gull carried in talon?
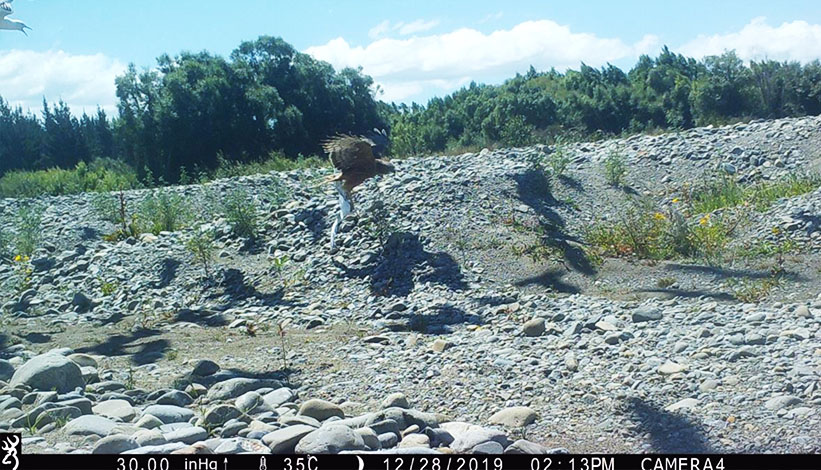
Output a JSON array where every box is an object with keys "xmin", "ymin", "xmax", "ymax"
[
  {"xmin": 0, "ymin": 0, "xmax": 30, "ymax": 35},
  {"xmin": 320, "ymin": 129, "xmax": 394, "ymax": 251}
]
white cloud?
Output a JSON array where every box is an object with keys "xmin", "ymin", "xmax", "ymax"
[
  {"xmin": 307, "ymin": 19, "xmax": 653, "ymax": 102},
  {"xmin": 368, "ymin": 18, "xmax": 440, "ymax": 39},
  {"xmin": 398, "ymin": 19, "xmax": 440, "ymax": 36},
  {"xmin": 679, "ymin": 17, "xmax": 821, "ymax": 62},
  {"xmin": 0, "ymin": 49, "xmax": 126, "ymax": 116},
  {"xmin": 478, "ymin": 12, "xmax": 504, "ymax": 24},
  {"xmin": 368, "ymin": 20, "xmax": 391, "ymax": 39}
]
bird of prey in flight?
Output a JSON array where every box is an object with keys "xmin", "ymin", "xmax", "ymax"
[
  {"xmin": 1, "ymin": 1, "xmax": 30, "ymax": 35},
  {"xmin": 321, "ymin": 129, "xmax": 394, "ymax": 250}
]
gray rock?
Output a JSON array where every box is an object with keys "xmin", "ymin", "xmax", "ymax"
[
  {"xmin": 298, "ymin": 399, "xmax": 344, "ymax": 421},
  {"xmin": 522, "ymin": 318, "xmax": 546, "ymax": 337},
  {"xmin": 504, "ymin": 439, "xmax": 555, "ymax": 454},
  {"xmin": 92, "ymin": 434, "xmax": 139, "ymax": 454},
  {"xmin": 764, "ymin": 395, "xmax": 801, "ymax": 411},
  {"xmin": 471, "ymin": 441, "xmax": 504, "ymax": 454},
  {"xmin": 142, "ymin": 405, "xmax": 195, "ymax": 424},
  {"xmin": 235, "ymin": 391, "xmax": 269, "ymax": 414},
  {"xmin": 10, "ymin": 353, "xmax": 84, "ymax": 393},
  {"xmin": 295, "ymin": 424, "xmax": 368, "ymax": 454},
  {"xmin": 0, "ymin": 360, "xmax": 14, "ymax": 382},
  {"xmin": 65, "ymin": 415, "xmax": 118, "ymax": 436},
  {"xmin": 263, "ymin": 388, "xmax": 295, "ymax": 408},
  {"xmin": 164, "ymin": 426, "xmax": 208, "ymax": 445},
  {"xmin": 206, "ymin": 378, "xmax": 281, "ymax": 401},
  {"xmin": 122, "ymin": 442, "xmax": 188, "ymax": 454},
  {"xmin": 133, "ymin": 429, "xmax": 167, "ymax": 447},
  {"xmin": 488, "ymin": 406, "xmax": 537, "ymax": 427},
  {"xmin": 381, "ymin": 393, "xmax": 409, "ymax": 409},
  {"xmin": 443, "ymin": 423, "xmax": 509, "ymax": 453},
  {"xmin": 92, "ymin": 399, "xmax": 136, "ymax": 422},
  {"xmin": 157, "ymin": 390, "xmax": 194, "ymax": 407},
  {"xmin": 378, "ymin": 432, "xmax": 399, "ymax": 448},
  {"xmin": 632, "ymin": 306, "xmax": 663, "ymax": 322},
  {"xmin": 201, "ymin": 404, "xmax": 242, "ymax": 427},
  {"xmin": 263, "ymin": 424, "xmax": 315, "ymax": 453},
  {"xmin": 192, "ymin": 360, "xmax": 220, "ymax": 377}
]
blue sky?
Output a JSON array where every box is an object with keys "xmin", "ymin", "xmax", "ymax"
[{"xmin": 1, "ymin": 0, "xmax": 820, "ymax": 115}]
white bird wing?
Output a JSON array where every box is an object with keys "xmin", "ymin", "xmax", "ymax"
[{"xmin": 0, "ymin": 2, "xmax": 12, "ymax": 20}]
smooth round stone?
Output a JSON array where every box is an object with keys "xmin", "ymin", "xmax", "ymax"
[
  {"xmin": 263, "ymin": 424, "xmax": 316, "ymax": 453},
  {"xmin": 263, "ymin": 388, "xmax": 294, "ymax": 408},
  {"xmin": 294, "ymin": 425, "xmax": 368, "ymax": 454},
  {"xmin": 92, "ymin": 434, "xmax": 139, "ymax": 454},
  {"xmin": 192, "ymin": 360, "xmax": 220, "ymax": 377},
  {"xmin": 298, "ymin": 399, "xmax": 344, "ymax": 421},
  {"xmin": 163, "ymin": 426, "xmax": 208, "ymax": 445},
  {"xmin": 65, "ymin": 415, "xmax": 118, "ymax": 436},
  {"xmin": 93, "ymin": 399, "xmax": 136, "ymax": 422},
  {"xmin": 381, "ymin": 393, "xmax": 409, "ymax": 409},
  {"xmin": 399, "ymin": 433, "xmax": 430, "ymax": 448},
  {"xmin": 142, "ymin": 405, "xmax": 195, "ymax": 424},
  {"xmin": 157, "ymin": 390, "xmax": 194, "ymax": 407},
  {"xmin": 202, "ymin": 404, "xmax": 242, "ymax": 427},
  {"xmin": 10, "ymin": 354, "xmax": 84, "ymax": 393},
  {"xmin": 136, "ymin": 414, "xmax": 164, "ymax": 429},
  {"xmin": 522, "ymin": 318, "xmax": 546, "ymax": 337},
  {"xmin": 488, "ymin": 406, "xmax": 537, "ymax": 427}
]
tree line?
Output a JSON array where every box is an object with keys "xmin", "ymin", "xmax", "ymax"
[{"xmin": 2, "ymin": 38, "xmax": 821, "ymax": 185}]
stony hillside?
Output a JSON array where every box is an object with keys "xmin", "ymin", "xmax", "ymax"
[{"xmin": 0, "ymin": 116, "xmax": 819, "ymax": 454}]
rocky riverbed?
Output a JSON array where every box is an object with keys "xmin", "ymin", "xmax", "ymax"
[{"xmin": 1, "ymin": 116, "xmax": 819, "ymax": 454}]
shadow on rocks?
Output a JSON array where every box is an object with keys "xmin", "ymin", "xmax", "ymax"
[
  {"xmin": 340, "ymin": 232, "xmax": 467, "ymax": 297},
  {"xmin": 622, "ymin": 397, "xmax": 715, "ymax": 453},
  {"xmin": 76, "ymin": 328, "xmax": 170, "ymax": 366}
]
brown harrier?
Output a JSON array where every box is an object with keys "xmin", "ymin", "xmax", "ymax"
[{"xmin": 321, "ymin": 129, "xmax": 394, "ymax": 249}]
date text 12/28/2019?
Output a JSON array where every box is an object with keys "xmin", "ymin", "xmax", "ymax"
[{"xmin": 383, "ymin": 457, "xmax": 620, "ymax": 470}]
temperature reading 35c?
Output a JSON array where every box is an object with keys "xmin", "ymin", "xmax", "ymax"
[{"xmin": 283, "ymin": 456, "xmax": 319, "ymax": 470}]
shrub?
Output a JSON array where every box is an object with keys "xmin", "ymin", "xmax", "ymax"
[
  {"xmin": 0, "ymin": 224, "xmax": 11, "ymax": 262},
  {"xmin": 602, "ymin": 151, "xmax": 627, "ymax": 187},
  {"xmin": 263, "ymin": 178, "xmax": 293, "ymax": 211},
  {"xmin": 14, "ymin": 203, "xmax": 43, "ymax": 256},
  {"xmin": 690, "ymin": 173, "xmax": 744, "ymax": 214},
  {"xmin": 548, "ymin": 145, "xmax": 571, "ymax": 179},
  {"xmin": 101, "ymin": 191, "xmax": 142, "ymax": 242},
  {"xmin": 139, "ymin": 190, "xmax": 189, "ymax": 234},
  {"xmin": 0, "ymin": 159, "xmax": 140, "ymax": 198},
  {"xmin": 185, "ymin": 228, "xmax": 217, "ymax": 279},
  {"xmin": 365, "ymin": 200, "xmax": 398, "ymax": 251},
  {"xmin": 222, "ymin": 189, "xmax": 259, "ymax": 240}
]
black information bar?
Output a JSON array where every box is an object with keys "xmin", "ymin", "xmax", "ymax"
[{"xmin": 15, "ymin": 454, "xmax": 820, "ymax": 470}]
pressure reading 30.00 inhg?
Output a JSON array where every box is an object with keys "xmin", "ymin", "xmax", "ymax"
[
  {"xmin": 531, "ymin": 457, "xmax": 616, "ymax": 470},
  {"xmin": 116, "ymin": 457, "xmax": 170, "ymax": 470},
  {"xmin": 383, "ymin": 457, "xmax": 504, "ymax": 470}
]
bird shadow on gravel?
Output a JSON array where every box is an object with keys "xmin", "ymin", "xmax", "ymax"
[
  {"xmin": 405, "ymin": 304, "xmax": 482, "ymax": 334},
  {"xmin": 339, "ymin": 232, "xmax": 467, "ymax": 297},
  {"xmin": 622, "ymin": 397, "xmax": 715, "ymax": 453},
  {"xmin": 514, "ymin": 267, "xmax": 581, "ymax": 294},
  {"xmin": 212, "ymin": 268, "xmax": 300, "ymax": 308},
  {"xmin": 154, "ymin": 258, "xmax": 181, "ymax": 289},
  {"xmin": 76, "ymin": 328, "xmax": 170, "ymax": 366}
]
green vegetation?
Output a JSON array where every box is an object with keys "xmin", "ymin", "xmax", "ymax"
[
  {"xmin": 0, "ymin": 224, "xmax": 10, "ymax": 261},
  {"xmin": 586, "ymin": 198, "xmax": 735, "ymax": 265},
  {"xmin": 0, "ymin": 159, "xmax": 140, "ymax": 198},
  {"xmin": 728, "ymin": 276, "xmax": 781, "ymax": 303},
  {"xmin": 547, "ymin": 144, "xmax": 571, "ymax": 179},
  {"xmin": 690, "ymin": 172, "xmax": 821, "ymax": 213},
  {"xmin": 3, "ymin": 40, "xmax": 821, "ymax": 196},
  {"xmin": 99, "ymin": 191, "xmax": 142, "ymax": 242},
  {"xmin": 139, "ymin": 190, "xmax": 190, "ymax": 234},
  {"xmin": 602, "ymin": 151, "xmax": 628, "ymax": 187},
  {"xmin": 14, "ymin": 203, "xmax": 43, "ymax": 256},
  {"xmin": 222, "ymin": 189, "xmax": 260, "ymax": 240},
  {"xmin": 185, "ymin": 228, "xmax": 217, "ymax": 280}
]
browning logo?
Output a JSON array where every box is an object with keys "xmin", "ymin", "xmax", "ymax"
[{"xmin": 0, "ymin": 433, "xmax": 20, "ymax": 470}]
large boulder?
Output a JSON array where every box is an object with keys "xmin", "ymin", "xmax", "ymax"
[
  {"xmin": 10, "ymin": 354, "xmax": 84, "ymax": 393},
  {"xmin": 295, "ymin": 425, "xmax": 368, "ymax": 454}
]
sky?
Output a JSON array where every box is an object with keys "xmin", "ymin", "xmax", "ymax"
[{"xmin": 1, "ymin": 0, "xmax": 820, "ymax": 116}]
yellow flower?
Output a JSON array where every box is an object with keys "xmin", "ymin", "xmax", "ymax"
[
  {"xmin": 14, "ymin": 254, "xmax": 21, "ymax": 262},
  {"xmin": 654, "ymin": 212, "xmax": 667, "ymax": 220},
  {"xmin": 672, "ymin": 198, "xmax": 680, "ymax": 203},
  {"xmin": 772, "ymin": 226, "xmax": 781, "ymax": 234},
  {"xmin": 699, "ymin": 214, "xmax": 710, "ymax": 226}
]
